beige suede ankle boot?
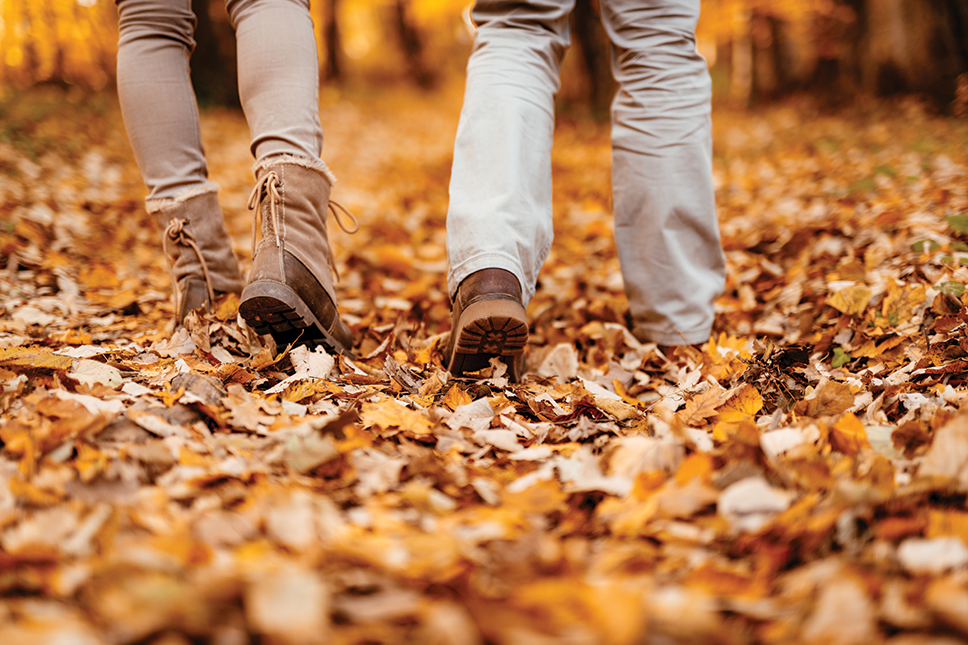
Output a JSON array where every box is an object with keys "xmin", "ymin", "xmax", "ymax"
[
  {"xmin": 148, "ymin": 188, "xmax": 244, "ymax": 325},
  {"xmin": 239, "ymin": 157, "xmax": 355, "ymax": 356}
]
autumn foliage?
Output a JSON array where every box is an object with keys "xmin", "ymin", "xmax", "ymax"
[{"xmin": 1, "ymin": 46, "xmax": 968, "ymax": 645}]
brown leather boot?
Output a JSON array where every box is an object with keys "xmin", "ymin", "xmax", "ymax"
[
  {"xmin": 148, "ymin": 188, "xmax": 244, "ymax": 325},
  {"xmin": 239, "ymin": 156, "xmax": 355, "ymax": 356},
  {"xmin": 446, "ymin": 268, "xmax": 528, "ymax": 380}
]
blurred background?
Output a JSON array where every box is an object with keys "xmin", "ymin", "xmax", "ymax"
[{"xmin": 0, "ymin": 0, "xmax": 966, "ymax": 116}]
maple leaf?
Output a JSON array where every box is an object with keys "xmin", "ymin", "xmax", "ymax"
[
  {"xmin": 675, "ymin": 384, "xmax": 729, "ymax": 427},
  {"xmin": 716, "ymin": 384, "xmax": 763, "ymax": 423}
]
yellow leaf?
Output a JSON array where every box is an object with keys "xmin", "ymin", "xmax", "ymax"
[
  {"xmin": 927, "ymin": 510, "xmax": 968, "ymax": 541},
  {"xmin": 281, "ymin": 380, "xmax": 316, "ymax": 403},
  {"xmin": 0, "ymin": 346, "xmax": 73, "ymax": 371},
  {"xmin": 613, "ymin": 379, "xmax": 644, "ymax": 407},
  {"xmin": 9, "ymin": 477, "xmax": 62, "ymax": 506},
  {"xmin": 179, "ymin": 446, "xmax": 216, "ymax": 468},
  {"xmin": 500, "ymin": 479, "xmax": 567, "ymax": 514},
  {"xmin": 830, "ymin": 413, "xmax": 870, "ymax": 456},
  {"xmin": 74, "ymin": 443, "xmax": 108, "ymax": 483},
  {"xmin": 212, "ymin": 292, "xmax": 241, "ymax": 321},
  {"xmin": 598, "ymin": 496, "xmax": 658, "ymax": 537},
  {"xmin": 360, "ymin": 396, "xmax": 434, "ymax": 437},
  {"xmin": 442, "ymin": 385, "xmax": 472, "ymax": 411},
  {"xmin": 881, "ymin": 282, "xmax": 926, "ymax": 327},
  {"xmin": 852, "ymin": 335, "xmax": 905, "ymax": 359},
  {"xmin": 702, "ymin": 333, "xmax": 751, "ymax": 381},
  {"xmin": 510, "ymin": 578, "xmax": 646, "ymax": 644},
  {"xmin": 827, "ymin": 284, "xmax": 872, "ymax": 316},
  {"xmin": 716, "ymin": 384, "xmax": 763, "ymax": 423},
  {"xmin": 79, "ymin": 264, "xmax": 119, "ymax": 289}
]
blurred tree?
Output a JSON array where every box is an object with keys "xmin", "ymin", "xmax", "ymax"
[
  {"xmin": 391, "ymin": 0, "xmax": 434, "ymax": 89},
  {"xmin": 571, "ymin": 0, "xmax": 615, "ymax": 120},
  {"xmin": 0, "ymin": 0, "xmax": 116, "ymax": 90},
  {"xmin": 322, "ymin": 0, "xmax": 343, "ymax": 82},
  {"xmin": 190, "ymin": 0, "xmax": 240, "ymax": 108},
  {"xmin": 702, "ymin": 0, "xmax": 968, "ymax": 110}
]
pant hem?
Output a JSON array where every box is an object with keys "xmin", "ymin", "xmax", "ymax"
[
  {"xmin": 146, "ymin": 183, "xmax": 220, "ymax": 214},
  {"xmin": 632, "ymin": 324, "xmax": 712, "ymax": 346},
  {"xmin": 253, "ymin": 154, "xmax": 337, "ymax": 187}
]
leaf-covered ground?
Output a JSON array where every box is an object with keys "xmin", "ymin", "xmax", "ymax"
[{"xmin": 1, "ymin": 85, "xmax": 968, "ymax": 644}]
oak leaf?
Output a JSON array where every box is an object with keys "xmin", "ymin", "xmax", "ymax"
[{"xmin": 675, "ymin": 385, "xmax": 728, "ymax": 427}]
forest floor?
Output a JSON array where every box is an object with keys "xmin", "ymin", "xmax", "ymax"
[{"xmin": 1, "ymin": 82, "xmax": 968, "ymax": 644}]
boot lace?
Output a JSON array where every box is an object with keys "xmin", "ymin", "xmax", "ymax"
[
  {"xmin": 247, "ymin": 170, "xmax": 359, "ymax": 280},
  {"xmin": 163, "ymin": 218, "xmax": 216, "ymax": 317}
]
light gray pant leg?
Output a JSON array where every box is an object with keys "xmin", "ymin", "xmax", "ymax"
[
  {"xmin": 226, "ymin": 0, "xmax": 323, "ymax": 164},
  {"xmin": 602, "ymin": 0, "xmax": 725, "ymax": 345},
  {"xmin": 116, "ymin": 0, "xmax": 215, "ymax": 200},
  {"xmin": 446, "ymin": 0, "xmax": 573, "ymax": 304},
  {"xmin": 117, "ymin": 0, "xmax": 324, "ymax": 202}
]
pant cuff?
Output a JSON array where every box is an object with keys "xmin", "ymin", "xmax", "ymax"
[{"xmin": 145, "ymin": 182, "xmax": 219, "ymax": 214}]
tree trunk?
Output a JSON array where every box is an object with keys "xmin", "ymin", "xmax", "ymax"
[
  {"xmin": 189, "ymin": 0, "xmax": 239, "ymax": 108},
  {"xmin": 859, "ymin": 0, "xmax": 967, "ymax": 104},
  {"xmin": 571, "ymin": 0, "xmax": 614, "ymax": 120},
  {"xmin": 393, "ymin": 0, "xmax": 434, "ymax": 89},
  {"xmin": 323, "ymin": 0, "xmax": 342, "ymax": 82},
  {"xmin": 730, "ymin": 5, "xmax": 753, "ymax": 106}
]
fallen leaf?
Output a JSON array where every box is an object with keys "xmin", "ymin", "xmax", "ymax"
[
  {"xmin": 245, "ymin": 568, "xmax": 331, "ymax": 644},
  {"xmin": 718, "ymin": 477, "xmax": 795, "ymax": 532}
]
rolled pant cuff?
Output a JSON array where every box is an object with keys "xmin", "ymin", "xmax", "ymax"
[
  {"xmin": 145, "ymin": 182, "xmax": 220, "ymax": 214},
  {"xmin": 252, "ymin": 154, "xmax": 337, "ymax": 187}
]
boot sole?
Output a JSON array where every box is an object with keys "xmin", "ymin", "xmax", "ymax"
[
  {"xmin": 239, "ymin": 280, "xmax": 353, "ymax": 357},
  {"xmin": 448, "ymin": 298, "xmax": 528, "ymax": 379}
]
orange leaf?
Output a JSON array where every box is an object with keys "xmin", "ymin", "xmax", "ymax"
[
  {"xmin": 800, "ymin": 379, "xmax": 855, "ymax": 418},
  {"xmin": 9, "ymin": 477, "xmax": 62, "ymax": 506},
  {"xmin": 500, "ymin": 479, "xmax": 567, "ymax": 515},
  {"xmin": 675, "ymin": 453, "xmax": 715, "ymax": 486},
  {"xmin": 830, "ymin": 413, "xmax": 870, "ymax": 456},
  {"xmin": 927, "ymin": 510, "xmax": 968, "ymax": 541},
  {"xmin": 675, "ymin": 385, "xmax": 728, "ymax": 427},
  {"xmin": 442, "ymin": 385, "xmax": 472, "ymax": 411},
  {"xmin": 716, "ymin": 384, "xmax": 763, "ymax": 423}
]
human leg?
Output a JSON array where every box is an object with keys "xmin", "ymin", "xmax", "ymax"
[
  {"xmin": 226, "ymin": 0, "xmax": 323, "ymax": 163},
  {"xmin": 227, "ymin": 0, "xmax": 353, "ymax": 354},
  {"xmin": 116, "ymin": 0, "xmax": 242, "ymax": 322},
  {"xmin": 445, "ymin": 0, "xmax": 574, "ymax": 377},
  {"xmin": 601, "ymin": 0, "xmax": 726, "ymax": 346}
]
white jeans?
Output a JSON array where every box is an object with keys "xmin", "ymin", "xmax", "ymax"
[
  {"xmin": 116, "ymin": 0, "xmax": 323, "ymax": 201},
  {"xmin": 447, "ymin": 0, "xmax": 726, "ymax": 345}
]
